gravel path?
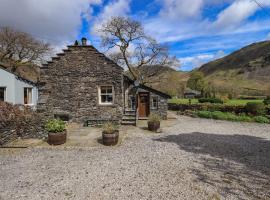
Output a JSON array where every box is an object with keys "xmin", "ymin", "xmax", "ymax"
[{"xmin": 0, "ymin": 116, "xmax": 270, "ymax": 200}]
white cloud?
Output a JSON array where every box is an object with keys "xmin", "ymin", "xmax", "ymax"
[
  {"xmin": 144, "ymin": 0, "xmax": 270, "ymax": 43},
  {"xmin": 91, "ymin": 0, "xmax": 131, "ymax": 35},
  {"xmin": 0, "ymin": 0, "xmax": 102, "ymax": 45},
  {"xmin": 213, "ymin": 0, "xmax": 258, "ymax": 30},
  {"xmin": 180, "ymin": 50, "xmax": 226, "ymax": 70},
  {"xmin": 159, "ymin": 0, "xmax": 204, "ymax": 20}
]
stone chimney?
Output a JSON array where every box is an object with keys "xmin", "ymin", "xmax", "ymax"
[{"xmin": 81, "ymin": 37, "xmax": 87, "ymax": 46}]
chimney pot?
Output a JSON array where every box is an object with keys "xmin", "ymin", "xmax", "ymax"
[{"xmin": 81, "ymin": 37, "xmax": 87, "ymax": 46}]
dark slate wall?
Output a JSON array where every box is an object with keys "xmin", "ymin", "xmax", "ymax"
[{"xmin": 38, "ymin": 45, "xmax": 124, "ymax": 123}]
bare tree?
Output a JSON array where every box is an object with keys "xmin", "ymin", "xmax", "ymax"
[
  {"xmin": 99, "ymin": 16, "xmax": 179, "ymax": 82},
  {"xmin": 0, "ymin": 27, "xmax": 50, "ymax": 71}
]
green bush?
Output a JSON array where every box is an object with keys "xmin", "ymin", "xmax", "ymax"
[
  {"xmin": 211, "ymin": 111, "xmax": 227, "ymax": 120},
  {"xmin": 237, "ymin": 113, "xmax": 253, "ymax": 122},
  {"xmin": 196, "ymin": 111, "xmax": 253, "ymax": 122},
  {"xmin": 198, "ymin": 98, "xmax": 223, "ymax": 104},
  {"xmin": 245, "ymin": 102, "xmax": 266, "ymax": 115},
  {"xmin": 197, "ymin": 111, "xmax": 212, "ymax": 118},
  {"xmin": 45, "ymin": 119, "xmax": 65, "ymax": 133},
  {"xmin": 263, "ymin": 96, "xmax": 270, "ymax": 105},
  {"xmin": 253, "ymin": 116, "xmax": 270, "ymax": 123}
]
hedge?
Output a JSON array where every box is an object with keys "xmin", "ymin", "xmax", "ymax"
[
  {"xmin": 0, "ymin": 102, "xmax": 44, "ymax": 145},
  {"xmin": 168, "ymin": 103, "xmax": 270, "ymax": 115}
]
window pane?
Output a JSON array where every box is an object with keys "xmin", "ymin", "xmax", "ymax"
[
  {"xmin": 107, "ymin": 88, "xmax": 112, "ymax": 94},
  {"xmin": 152, "ymin": 97, "xmax": 158, "ymax": 108},
  {"xmin": 101, "ymin": 95, "xmax": 107, "ymax": 103},
  {"xmin": 107, "ymin": 95, "xmax": 113, "ymax": 102},
  {"xmin": 24, "ymin": 88, "xmax": 32, "ymax": 104},
  {"xmin": 101, "ymin": 87, "xmax": 107, "ymax": 94},
  {"xmin": 24, "ymin": 88, "xmax": 28, "ymax": 104},
  {"xmin": 28, "ymin": 88, "xmax": 32, "ymax": 104},
  {"xmin": 0, "ymin": 88, "xmax": 5, "ymax": 101}
]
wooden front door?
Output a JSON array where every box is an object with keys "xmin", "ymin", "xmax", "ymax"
[{"xmin": 138, "ymin": 92, "xmax": 150, "ymax": 118}]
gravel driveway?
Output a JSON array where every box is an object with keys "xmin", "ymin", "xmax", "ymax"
[{"xmin": 1, "ymin": 115, "xmax": 270, "ymax": 200}]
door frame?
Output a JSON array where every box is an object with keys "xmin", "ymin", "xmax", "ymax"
[{"xmin": 137, "ymin": 92, "xmax": 150, "ymax": 118}]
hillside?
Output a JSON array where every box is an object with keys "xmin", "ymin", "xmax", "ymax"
[
  {"xmin": 128, "ymin": 65, "xmax": 190, "ymax": 97},
  {"xmin": 198, "ymin": 41, "xmax": 270, "ymax": 95},
  {"xmin": 0, "ymin": 61, "xmax": 40, "ymax": 82}
]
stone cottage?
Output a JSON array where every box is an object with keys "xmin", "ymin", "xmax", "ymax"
[{"xmin": 38, "ymin": 38, "xmax": 171, "ymax": 126}]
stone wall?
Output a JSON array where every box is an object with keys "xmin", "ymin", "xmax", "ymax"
[
  {"xmin": 0, "ymin": 102, "xmax": 44, "ymax": 146},
  {"xmin": 150, "ymin": 94, "xmax": 168, "ymax": 120},
  {"xmin": 38, "ymin": 45, "xmax": 124, "ymax": 124}
]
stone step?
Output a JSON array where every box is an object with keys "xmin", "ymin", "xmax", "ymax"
[
  {"xmin": 121, "ymin": 121, "xmax": 136, "ymax": 126},
  {"xmin": 125, "ymin": 110, "xmax": 136, "ymax": 114},
  {"xmin": 122, "ymin": 116, "xmax": 136, "ymax": 121}
]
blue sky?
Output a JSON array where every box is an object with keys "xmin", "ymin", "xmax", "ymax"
[
  {"xmin": 79, "ymin": 0, "xmax": 270, "ymax": 71},
  {"xmin": 0, "ymin": 0, "xmax": 270, "ymax": 71}
]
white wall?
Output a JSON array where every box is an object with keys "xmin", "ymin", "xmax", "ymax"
[
  {"xmin": 0, "ymin": 68, "xmax": 38, "ymax": 107},
  {"xmin": 0, "ymin": 69, "xmax": 15, "ymax": 103}
]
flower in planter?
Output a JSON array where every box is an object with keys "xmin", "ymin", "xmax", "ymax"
[
  {"xmin": 102, "ymin": 122, "xmax": 118, "ymax": 134},
  {"xmin": 45, "ymin": 119, "xmax": 67, "ymax": 145},
  {"xmin": 148, "ymin": 113, "xmax": 161, "ymax": 132},
  {"xmin": 45, "ymin": 119, "xmax": 65, "ymax": 133},
  {"xmin": 102, "ymin": 122, "xmax": 119, "ymax": 146}
]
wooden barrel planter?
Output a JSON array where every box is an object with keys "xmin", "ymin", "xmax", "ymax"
[
  {"xmin": 102, "ymin": 130, "xmax": 119, "ymax": 146},
  {"xmin": 47, "ymin": 130, "xmax": 67, "ymax": 145},
  {"xmin": 148, "ymin": 121, "xmax": 160, "ymax": 132}
]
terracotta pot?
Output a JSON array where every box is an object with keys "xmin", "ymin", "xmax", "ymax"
[
  {"xmin": 148, "ymin": 121, "xmax": 160, "ymax": 132},
  {"xmin": 48, "ymin": 130, "xmax": 67, "ymax": 145},
  {"xmin": 102, "ymin": 130, "xmax": 119, "ymax": 146}
]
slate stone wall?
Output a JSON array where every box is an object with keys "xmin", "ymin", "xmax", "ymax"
[
  {"xmin": 37, "ymin": 45, "xmax": 124, "ymax": 124},
  {"xmin": 0, "ymin": 102, "xmax": 44, "ymax": 146},
  {"xmin": 150, "ymin": 95, "xmax": 168, "ymax": 120}
]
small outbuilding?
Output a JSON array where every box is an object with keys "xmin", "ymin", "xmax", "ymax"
[{"xmin": 0, "ymin": 66, "xmax": 38, "ymax": 108}]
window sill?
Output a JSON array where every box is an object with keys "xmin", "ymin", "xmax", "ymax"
[{"xmin": 98, "ymin": 103, "xmax": 115, "ymax": 107}]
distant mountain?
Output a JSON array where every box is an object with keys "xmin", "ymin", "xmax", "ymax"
[{"xmin": 198, "ymin": 41, "xmax": 270, "ymax": 95}]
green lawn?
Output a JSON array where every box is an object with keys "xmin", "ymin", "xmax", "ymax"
[{"xmin": 169, "ymin": 98, "xmax": 263, "ymax": 106}]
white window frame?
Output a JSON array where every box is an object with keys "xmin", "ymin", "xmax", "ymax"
[
  {"xmin": 24, "ymin": 87, "xmax": 33, "ymax": 105},
  {"xmin": 98, "ymin": 85, "xmax": 114, "ymax": 105},
  {"xmin": 0, "ymin": 87, "xmax": 6, "ymax": 102},
  {"xmin": 151, "ymin": 96, "xmax": 159, "ymax": 109}
]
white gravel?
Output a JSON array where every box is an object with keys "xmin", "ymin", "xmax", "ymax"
[{"xmin": 0, "ymin": 116, "xmax": 269, "ymax": 200}]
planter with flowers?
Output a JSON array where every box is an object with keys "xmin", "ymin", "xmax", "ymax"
[{"xmin": 45, "ymin": 119, "xmax": 67, "ymax": 145}]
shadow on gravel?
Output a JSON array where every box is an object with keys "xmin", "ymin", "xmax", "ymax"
[{"xmin": 154, "ymin": 132, "xmax": 270, "ymax": 199}]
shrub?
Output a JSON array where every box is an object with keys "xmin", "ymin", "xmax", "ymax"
[
  {"xmin": 263, "ymin": 96, "xmax": 270, "ymax": 105},
  {"xmin": 253, "ymin": 116, "xmax": 270, "ymax": 123},
  {"xmin": 102, "ymin": 122, "xmax": 118, "ymax": 134},
  {"xmin": 196, "ymin": 111, "xmax": 253, "ymax": 122},
  {"xmin": 45, "ymin": 119, "xmax": 65, "ymax": 133},
  {"xmin": 198, "ymin": 98, "xmax": 223, "ymax": 104},
  {"xmin": 148, "ymin": 113, "xmax": 161, "ymax": 123},
  {"xmin": 197, "ymin": 111, "xmax": 212, "ymax": 118},
  {"xmin": 245, "ymin": 102, "xmax": 266, "ymax": 115},
  {"xmin": 211, "ymin": 111, "xmax": 227, "ymax": 120},
  {"xmin": 237, "ymin": 113, "xmax": 253, "ymax": 122},
  {"xmin": 220, "ymin": 96, "xmax": 229, "ymax": 103}
]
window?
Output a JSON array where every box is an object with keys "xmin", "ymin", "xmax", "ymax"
[
  {"xmin": 0, "ymin": 87, "xmax": 6, "ymax": 101},
  {"xmin": 151, "ymin": 96, "xmax": 158, "ymax": 109},
  {"xmin": 24, "ymin": 88, "xmax": 32, "ymax": 105},
  {"xmin": 99, "ymin": 86, "xmax": 114, "ymax": 105},
  {"xmin": 129, "ymin": 96, "xmax": 136, "ymax": 110}
]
